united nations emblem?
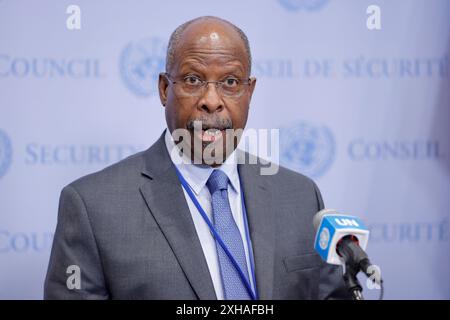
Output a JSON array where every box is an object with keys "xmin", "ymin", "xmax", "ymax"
[
  {"xmin": 280, "ymin": 121, "xmax": 335, "ymax": 178},
  {"xmin": 120, "ymin": 37, "xmax": 166, "ymax": 97},
  {"xmin": 278, "ymin": 0, "xmax": 329, "ymax": 12},
  {"xmin": 319, "ymin": 227, "xmax": 330, "ymax": 250}
]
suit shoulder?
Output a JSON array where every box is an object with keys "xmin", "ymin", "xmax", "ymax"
[
  {"xmin": 66, "ymin": 149, "xmax": 146, "ymax": 194},
  {"xmin": 272, "ymin": 164, "xmax": 318, "ymax": 189},
  {"xmin": 243, "ymin": 151, "xmax": 317, "ymax": 190}
]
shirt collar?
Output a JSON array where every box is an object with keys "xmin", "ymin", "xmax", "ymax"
[{"xmin": 164, "ymin": 129, "xmax": 240, "ymax": 196}]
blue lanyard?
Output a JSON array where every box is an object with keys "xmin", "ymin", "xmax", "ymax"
[{"xmin": 174, "ymin": 167, "xmax": 258, "ymax": 300}]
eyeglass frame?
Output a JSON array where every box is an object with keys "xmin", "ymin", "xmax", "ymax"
[{"xmin": 162, "ymin": 72, "xmax": 254, "ymax": 98}]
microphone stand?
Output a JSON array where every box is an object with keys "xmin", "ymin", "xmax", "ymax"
[
  {"xmin": 337, "ymin": 236, "xmax": 368, "ymax": 300},
  {"xmin": 343, "ymin": 262, "xmax": 364, "ymax": 300}
]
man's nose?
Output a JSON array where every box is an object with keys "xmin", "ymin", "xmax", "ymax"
[{"xmin": 198, "ymin": 82, "xmax": 224, "ymax": 113}]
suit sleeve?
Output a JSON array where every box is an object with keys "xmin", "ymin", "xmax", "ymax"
[
  {"xmin": 312, "ymin": 181, "xmax": 352, "ymax": 300},
  {"xmin": 44, "ymin": 185, "xmax": 109, "ymax": 299}
]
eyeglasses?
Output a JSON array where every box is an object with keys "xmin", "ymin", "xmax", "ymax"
[{"xmin": 163, "ymin": 73, "xmax": 252, "ymax": 98}]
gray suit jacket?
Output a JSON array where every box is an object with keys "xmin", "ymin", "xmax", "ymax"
[{"xmin": 44, "ymin": 131, "xmax": 350, "ymax": 300}]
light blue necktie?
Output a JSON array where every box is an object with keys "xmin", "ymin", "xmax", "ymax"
[{"xmin": 206, "ymin": 169, "xmax": 251, "ymax": 300}]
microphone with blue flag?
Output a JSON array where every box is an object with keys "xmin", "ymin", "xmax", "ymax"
[{"xmin": 313, "ymin": 209, "xmax": 383, "ymax": 300}]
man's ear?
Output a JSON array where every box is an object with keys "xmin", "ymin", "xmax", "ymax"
[
  {"xmin": 248, "ymin": 77, "xmax": 257, "ymax": 101},
  {"xmin": 158, "ymin": 72, "xmax": 169, "ymax": 107}
]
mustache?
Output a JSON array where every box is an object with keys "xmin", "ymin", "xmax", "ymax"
[{"xmin": 186, "ymin": 117, "xmax": 233, "ymax": 131}]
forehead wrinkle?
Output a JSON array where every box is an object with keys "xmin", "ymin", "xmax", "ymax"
[
  {"xmin": 179, "ymin": 42, "xmax": 245, "ymax": 58},
  {"xmin": 178, "ymin": 61, "xmax": 246, "ymax": 76},
  {"xmin": 177, "ymin": 50, "xmax": 246, "ymax": 73}
]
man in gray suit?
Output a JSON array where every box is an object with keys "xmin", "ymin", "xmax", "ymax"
[{"xmin": 44, "ymin": 16, "xmax": 349, "ymax": 300}]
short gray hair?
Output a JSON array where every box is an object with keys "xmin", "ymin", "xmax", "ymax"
[{"xmin": 165, "ymin": 16, "xmax": 252, "ymax": 75}]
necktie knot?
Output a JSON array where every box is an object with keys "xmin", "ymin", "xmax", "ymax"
[{"xmin": 206, "ymin": 170, "xmax": 229, "ymax": 194}]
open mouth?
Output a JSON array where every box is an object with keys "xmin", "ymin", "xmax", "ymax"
[
  {"xmin": 188, "ymin": 127, "xmax": 226, "ymax": 143},
  {"xmin": 200, "ymin": 128, "xmax": 225, "ymax": 142}
]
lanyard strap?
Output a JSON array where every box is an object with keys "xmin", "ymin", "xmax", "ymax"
[
  {"xmin": 238, "ymin": 168, "xmax": 259, "ymax": 300},
  {"xmin": 174, "ymin": 167, "xmax": 258, "ymax": 300}
]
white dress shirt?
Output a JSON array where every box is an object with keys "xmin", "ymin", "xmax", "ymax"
[{"xmin": 164, "ymin": 129, "xmax": 255, "ymax": 300}]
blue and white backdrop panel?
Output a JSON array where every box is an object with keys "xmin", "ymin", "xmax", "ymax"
[{"xmin": 0, "ymin": 0, "xmax": 449, "ymax": 299}]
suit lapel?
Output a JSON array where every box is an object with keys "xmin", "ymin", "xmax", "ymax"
[
  {"xmin": 139, "ymin": 133, "xmax": 217, "ymax": 300},
  {"xmin": 238, "ymin": 162, "xmax": 275, "ymax": 300}
]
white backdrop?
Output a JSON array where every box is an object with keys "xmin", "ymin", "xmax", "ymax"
[{"xmin": 0, "ymin": 0, "xmax": 449, "ymax": 299}]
